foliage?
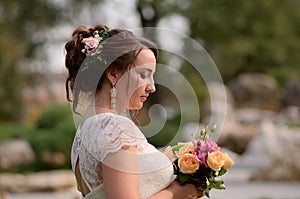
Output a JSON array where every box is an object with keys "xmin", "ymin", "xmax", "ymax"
[
  {"xmin": 267, "ymin": 67, "xmax": 300, "ymax": 87},
  {"xmin": 0, "ymin": 0, "xmax": 102, "ymax": 122},
  {"xmin": 26, "ymin": 104, "xmax": 76, "ymax": 171},
  {"xmin": 0, "ymin": 0, "xmax": 61, "ymax": 122},
  {"xmin": 0, "ymin": 122, "xmax": 32, "ymax": 142},
  {"xmin": 35, "ymin": 104, "xmax": 73, "ymax": 129},
  {"xmin": 147, "ymin": 114, "xmax": 181, "ymax": 147},
  {"xmin": 178, "ymin": 0, "xmax": 300, "ymax": 82},
  {"xmin": 136, "ymin": 0, "xmax": 300, "ymax": 83},
  {"xmin": 0, "ymin": 104, "xmax": 76, "ymax": 172}
]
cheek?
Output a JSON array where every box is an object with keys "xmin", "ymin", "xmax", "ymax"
[
  {"xmin": 127, "ymin": 77, "xmax": 140, "ymax": 96},
  {"xmin": 130, "ymin": 87, "xmax": 143, "ymax": 101},
  {"xmin": 128, "ymin": 87, "xmax": 145, "ymax": 108}
]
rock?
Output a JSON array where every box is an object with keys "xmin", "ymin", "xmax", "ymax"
[
  {"xmin": 278, "ymin": 106, "xmax": 300, "ymax": 125},
  {"xmin": 218, "ymin": 124, "xmax": 257, "ymax": 155},
  {"xmin": 202, "ymin": 83, "xmax": 258, "ymax": 154},
  {"xmin": 241, "ymin": 120, "xmax": 279, "ymax": 168},
  {"xmin": 41, "ymin": 151, "xmax": 67, "ymax": 166},
  {"xmin": 202, "ymin": 82, "xmax": 239, "ymax": 140},
  {"xmin": 0, "ymin": 139, "xmax": 35, "ymax": 170},
  {"xmin": 235, "ymin": 108, "xmax": 278, "ymax": 124},
  {"xmin": 219, "ymin": 108, "xmax": 278, "ymax": 155},
  {"xmin": 0, "ymin": 191, "xmax": 10, "ymax": 199},
  {"xmin": 241, "ymin": 119, "xmax": 300, "ymax": 181},
  {"xmin": 0, "ymin": 170, "xmax": 76, "ymax": 193},
  {"xmin": 228, "ymin": 73, "xmax": 282, "ymax": 111},
  {"xmin": 284, "ymin": 78, "xmax": 300, "ymax": 106}
]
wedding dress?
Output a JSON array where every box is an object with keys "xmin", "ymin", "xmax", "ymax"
[{"xmin": 71, "ymin": 113, "xmax": 175, "ymax": 199}]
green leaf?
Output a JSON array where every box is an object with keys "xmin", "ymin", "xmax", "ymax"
[
  {"xmin": 210, "ymin": 124, "xmax": 217, "ymax": 132},
  {"xmin": 200, "ymin": 128, "xmax": 206, "ymax": 135},
  {"xmin": 205, "ymin": 189, "xmax": 211, "ymax": 198},
  {"xmin": 208, "ymin": 179, "xmax": 226, "ymax": 190},
  {"xmin": 177, "ymin": 174, "xmax": 191, "ymax": 184},
  {"xmin": 172, "ymin": 145, "xmax": 182, "ymax": 151},
  {"xmin": 219, "ymin": 168, "xmax": 227, "ymax": 176}
]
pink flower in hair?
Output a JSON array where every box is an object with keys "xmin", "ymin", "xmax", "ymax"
[{"xmin": 82, "ymin": 37, "xmax": 102, "ymax": 51}]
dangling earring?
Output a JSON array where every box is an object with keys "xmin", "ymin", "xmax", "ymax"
[{"xmin": 110, "ymin": 82, "xmax": 117, "ymax": 113}]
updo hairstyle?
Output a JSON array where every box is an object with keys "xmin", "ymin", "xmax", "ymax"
[{"xmin": 64, "ymin": 24, "xmax": 158, "ymax": 112}]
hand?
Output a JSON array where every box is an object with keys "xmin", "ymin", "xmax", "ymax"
[
  {"xmin": 167, "ymin": 181, "xmax": 199, "ymax": 199},
  {"xmin": 196, "ymin": 186, "xmax": 205, "ymax": 198}
]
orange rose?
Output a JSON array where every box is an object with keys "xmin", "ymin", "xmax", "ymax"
[
  {"xmin": 175, "ymin": 142, "xmax": 194, "ymax": 158},
  {"xmin": 206, "ymin": 151, "xmax": 225, "ymax": 171},
  {"xmin": 163, "ymin": 146, "xmax": 177, "ymax": 163},
  {"xmin": 178, "ymin": 153, "xmax": 200, "ymax": 174},
  {"xmin": 223, "ymin": 153, "xmax": 234, "ymax": 169}
]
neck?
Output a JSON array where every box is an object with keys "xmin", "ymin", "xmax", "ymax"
[{"xmin": 91, "ymin": 84, "xmax": 125, "ymax": 115}]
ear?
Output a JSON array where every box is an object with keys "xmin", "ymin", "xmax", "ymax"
[{"xmin": 106, "ymin": 66, "xmax": 121, "ymax": 84}]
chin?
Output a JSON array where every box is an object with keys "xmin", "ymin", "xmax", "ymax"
[{"xmin": 129, "ymin": 104, "xmax": 143, "ymax": 110}]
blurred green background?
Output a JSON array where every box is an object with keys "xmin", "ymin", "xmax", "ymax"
[{"xmin": 0, "ymin": 0, "xmax": 300, "ymax": 173}]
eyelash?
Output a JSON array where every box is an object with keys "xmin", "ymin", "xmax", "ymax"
[{"xmin": 140, "ymin": 71, "xmax": 150, "ymax": 79}]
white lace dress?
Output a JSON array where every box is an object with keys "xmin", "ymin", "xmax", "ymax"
[{"xmin": 71, "ymin": 113, "xmax": 175, "ymax": 199}]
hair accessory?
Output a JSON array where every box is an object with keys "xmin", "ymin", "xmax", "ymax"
[
  {"xmin": 110, "ymin": 82, "xmax": 117, "ymax": 113},
  {"xmin": 81, "ymin": 30, "xmax": 108, "ymax": 55},
  {"xmin": 80, "ymin": 30, "xmax": 109, "ymax": 72}
]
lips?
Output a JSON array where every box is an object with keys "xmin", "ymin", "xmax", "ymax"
[{"xmin": 141, "ymin": 95, "xmax": 148, "ymax": 101}]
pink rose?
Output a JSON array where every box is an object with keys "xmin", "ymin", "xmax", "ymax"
[{"xmin": 82, "ymin": 37, "xmax": 101, "ymax": 50}]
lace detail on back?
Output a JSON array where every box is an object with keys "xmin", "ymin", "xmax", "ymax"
[
  {"xmin": 71, "ymin": 113, "xmax": 175, "ymax": 198},
  {"xmin": 71, "ymin": 124, "xmax": 103, "ymax": 191},
  {"xmin": 71, "ymin": 113, "xmax": 147, "ymax": 190}
]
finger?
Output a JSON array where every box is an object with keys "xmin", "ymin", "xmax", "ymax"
[
  {"xmin": 197, "ymin": 187, "xmax": 205, "ymax": 198},
  {"xmin": 197, "ymin": 191, "xmax": 204, "ymax": 198}
]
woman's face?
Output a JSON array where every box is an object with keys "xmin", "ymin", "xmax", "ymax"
[{"xmin": 116, "ymin": 48, "xmax": 156, "ymax": 111}]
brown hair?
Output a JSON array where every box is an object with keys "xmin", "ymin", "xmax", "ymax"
[{"xmin": 64, "ymin": 24, "xmax": 158, "ymax": 112}]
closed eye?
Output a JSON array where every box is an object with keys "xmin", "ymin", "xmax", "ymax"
[
  {"xmin": 140, "ymin": 71, "xmax": 150, "ymax": 79},
  {"xmin": 139, "ymin": 68, "xmax": 153, "ymax": 79}
]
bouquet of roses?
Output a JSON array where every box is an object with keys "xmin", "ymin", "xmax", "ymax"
[{"xmin": 163, "ymin": 124, "xmax": 234, "ymax": 198}]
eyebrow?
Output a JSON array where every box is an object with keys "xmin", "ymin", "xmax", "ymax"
[{"xmin": 138, "ymin": 67, "xmax": 153, "ymax": 73}]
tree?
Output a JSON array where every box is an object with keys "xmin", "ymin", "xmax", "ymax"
[
  {"xmin": 0, "ymin": 0, "xmax": 101, "ymax": 121},
  {"xmin": 0, "ymin": 0, "xmax": 59, "ymax": 121},
  {"xmin": 136, "ymin": 0, "xmax": 300, "ymax": 82},
  {"xmin": 180, "ymin": 0, "xmax": 300, "ymax": 81}
]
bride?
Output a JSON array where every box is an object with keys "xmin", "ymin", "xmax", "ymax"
[{"xmin": 64, "ymin": 24, "xmax": 203, "ymax": 199}]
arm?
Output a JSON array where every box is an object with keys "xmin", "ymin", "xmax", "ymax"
[
  {"xmin": 103, "ymin": 145, "xmax": 145, "ymax": 198},
  {"xmin": 102, "ymin": 146, "xmax": 199, "ymax": 199},
  {"xmin": 148, "ymin": 181, "xmax": 203, "ymax": 199}
]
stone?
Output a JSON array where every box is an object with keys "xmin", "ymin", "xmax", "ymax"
[
  {"xmin": 284, "ymin": 78, "xmax": 300, "ymax": 106},
  {"xmin": 228, "ymin": 73, "xmax": 282, "ymax": 111},
  {"xmin": 218, "ymin": 124, "xmax": 258, "ymax": 155},
  {"xmin": 202, "ymin": 82, "xmax": 238, "ymax": 140},
  {"xmin": 0, "ymin": 139, "xmax": 35, "ymax": 170},
  {"xmin": 235, "ymin": 107, "xmax": 278, "ymax": 124},
  {"xmin": 41, "ymin": 151, "xmax": 67, "ymax": 166},
  {"xmin": 0, "ymin": 170, "xmax": 76, "ymax": 193},
  {"xmin": 201, "ymin": 83, "xmax": 258, "ymax": 154},
  {"xmin": 220, "ymin": 108, "xmax": 277, "ymax": 155},
  {"xmin": 278, "ymin": 106, "xmax": 300, "ymax": 125},
  {"xmin": 241, "ymin": 119, "xmax": 300, "ymax": 181}
]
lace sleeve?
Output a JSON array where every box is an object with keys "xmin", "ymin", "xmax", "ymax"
[{"xmin": 80, "ymin": 114, "xmax": 146, "ymax": 162}]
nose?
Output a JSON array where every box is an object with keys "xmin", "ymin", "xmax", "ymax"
[{"xmin": 146, "ymin": 82, "xmax": 156, "ymax": 93}]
